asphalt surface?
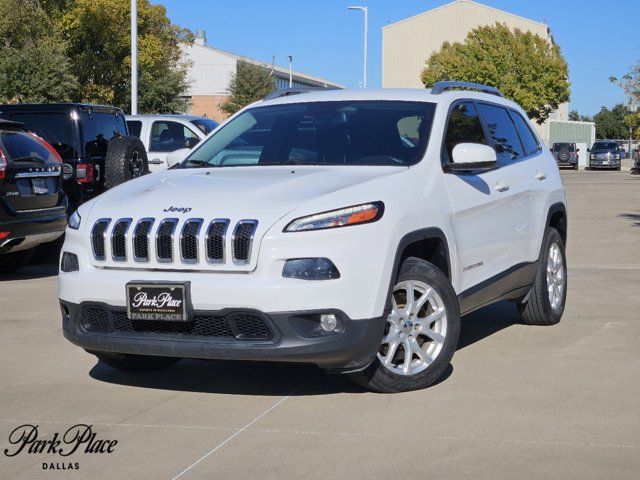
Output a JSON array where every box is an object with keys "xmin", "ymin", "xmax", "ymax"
[{"xmin": 1, "ymin": 167, "xmax": 639, "ymax": 479}]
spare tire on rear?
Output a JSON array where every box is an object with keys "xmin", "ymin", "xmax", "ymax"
[{"xmin": 104, "ymin": 135, "xmax": 149, "ymax": 189}]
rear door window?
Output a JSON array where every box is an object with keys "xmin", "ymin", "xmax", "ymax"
[
  {"xmin": 477, "ymin": 103, "xmax": 524, "ymax": 164},
  {"xmin": 443, "ymin": 102, "xmax": 487, "ymax": 162},
  {"xmin": 509, "ymin": 111, "xmax": 541, "ymax": 156}
]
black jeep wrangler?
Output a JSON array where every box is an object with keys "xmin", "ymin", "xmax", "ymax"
[{"xmin": 0, "ymin": 103, "xmax": 148, "ymax": 211}]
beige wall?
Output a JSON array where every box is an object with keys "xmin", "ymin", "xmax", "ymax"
[
  {"xmin": 188, "ymin": 95, "xmax": 230, "ymax": 124},
  {"xmin": 382, "ymin": 0, "xmax": 550, "ymax": 88}
]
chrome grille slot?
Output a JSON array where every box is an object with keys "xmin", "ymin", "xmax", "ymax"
[
  {"xmin": 233, "ymin": 220, "xmax": 258, "ymax": 264},
  {"xmin": 180, "ymin": 218, "xmax": 203, "ymax": 263},
  {"xmin": 91, "ymin": 219, "xmax": 111, "ymax": 261},
  {"xmin": 133, "ymin": 218, "xmax": 154, "ymax": 262},
  {"xmin": 111, "ymin": 219, "xmax": 132, "ymax": 261},
  {"xmin": 206, "ymin": 219, "xmax": 229, "ymax": 263},
  {"xmin": 156, "ymin": 218, "xmax": 178, "ymax": 262}
]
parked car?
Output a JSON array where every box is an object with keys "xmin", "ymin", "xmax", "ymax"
[
  {"xmin": 59, "ymin": 82, "xmax": 567, "ymax": 392},
  {"xmin": 0, "ymin": 119, "xmax": 67, "ymax": 273},
  {"xmin": 126, "ymin": 115, "xmax": 218, "ymax": 172},
  {"xmin": 551, "ymin": 142, "xmax": 579, "ymax": 170},
  {"xmin": 587, "ymin": 141, "xmax": 622, "ymax": 170},
  {"xmin": 0, "ymin": 104, "xmax": 149, "ymax": 211}
]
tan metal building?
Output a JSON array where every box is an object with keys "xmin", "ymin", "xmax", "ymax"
[{"xmin": 382, "ymin": 0, "xmax": 568, "ymax": 141}]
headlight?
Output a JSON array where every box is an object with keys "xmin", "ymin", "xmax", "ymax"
[
  {"xmin": 613, "ymin": 154, "xmax": 621, "ymax": 160},
  {"xmin": 284, "ymin": 202, "xmax": 384, "ymax": 232},
  {"xmin": 68, "ymin": 210, "xmax": 81, "ymax": 230},
  {"xmin": 590, "ymin": 154, "xmax": 595, "ymax": 160}
]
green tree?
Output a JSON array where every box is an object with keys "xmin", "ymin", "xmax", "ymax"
[
  {"xmin": 593, "ymin": 104, "xmax": 629, "ymax": 139},
  {"xmin": 568, "ymin": 110, "xmax": 592, "ymax": 122},
  {"xmin": 222, "ymin": 62, "xmax": 275, "ymax": 115},
  {"xmin": 0, "ymin": 0, "xmax": 77, "ymax": 103},
  {"xmin": 421, "ymin": 23, "xmax": 570, "ymax": 124},
  {"xmin": 59, "ymin": 0, "xmax": 192, "ymax": 113}
]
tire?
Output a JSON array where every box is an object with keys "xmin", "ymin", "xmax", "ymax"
[
  {"xmin": 104, "ymin": 136, "xmax": 149, "ymax": 190},
  {"xmin": 0, "ymin": 248, "xmax": 34, "ymax": 274},
  {"xmin": 348, "ymin": 257, "xmax": 460, "ymax": 393},
  {"xmin": 517, "ymin": 227, "xmax": 567, "ymax": 325},
  {"xmin": 573, "ymin": 164, "xmax": 579, "ymax": 170},
  {"xmin": 90, "ymin": 351, "xmax": 179, "ymax": 372}
]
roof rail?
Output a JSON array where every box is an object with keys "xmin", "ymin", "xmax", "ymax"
[
  {"xmin": 263, "ymin": 87, "xmax": 337, "ymax": 101},
  {"xmin": 431, "ymin": 81, "xmax": 503, "ymax": 97}
]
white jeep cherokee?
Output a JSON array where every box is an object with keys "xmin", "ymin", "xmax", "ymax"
[{"xmin": 59, "ymin": 82, "xmax": 568, "ymax": 392}]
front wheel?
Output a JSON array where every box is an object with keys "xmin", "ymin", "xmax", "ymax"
[
  {"xmin": 517, "ymin": 227, "xmax": 567, "ymax": 325},
  {"xmin": 349, "ymin": 257, "xmax": 460, "ymax": 393}
]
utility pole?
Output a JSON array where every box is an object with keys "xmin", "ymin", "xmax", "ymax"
[
  {"xmin": 131, "ymin": 0, "xmax": 138, "ymax": 115},
  {"xmin": 348, "ymin": 6, "xmax": 368, "ymax": 88},
  {"xmin": 287, "ymin": 55, "xmax": 293, "ymax": 88}
]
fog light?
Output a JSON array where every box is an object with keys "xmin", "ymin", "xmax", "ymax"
[
  {"xmin": 320, "ymin": 314, "xmax": 338, "ymax": 332},
  {"xmin": 61, "ymin": 252, "xmax": 79, "ymax": 272},
  {"xmin": 282, "ymin": 258, "xmax": 340, "ymax": 280}
]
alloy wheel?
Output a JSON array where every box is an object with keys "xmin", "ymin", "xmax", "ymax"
[
  {"xmin": 546, "ymin": 242, "xmax": 565, "ymax": 311},
  {"xmin": 377, "ymin": 280, "xmax": 448, "ymax": 376}
]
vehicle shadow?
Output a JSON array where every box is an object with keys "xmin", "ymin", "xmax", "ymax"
[
  {"xmin": 619, "ymin": 212, "xmax": 640, "ymax": 227},
  {"xmin": 0, "ymin": 263, "xmax": 58, "ymax": 281},
  {"xmin": 88, "ymin": 304, "xmax": 519, "ymax": 397}
]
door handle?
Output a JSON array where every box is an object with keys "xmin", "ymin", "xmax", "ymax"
[
  {"xmin": 148, "ymin": 158, "xmax": 164, "ymax": 165},
  {"xmin": 494, "ymin": 182, "xmax": 510, "ymax": 192},
  {"xmin": 535, "ymin": 172, "xmax": 547, "ymax": 181}
]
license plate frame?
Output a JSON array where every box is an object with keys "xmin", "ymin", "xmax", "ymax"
[
  {"xmin": 31, "ymin": 177, "xmax": 48, "ymax": 195},
  {"xmin": 126, "ymin": 281, "xmax": 192, "ymax": 321}
]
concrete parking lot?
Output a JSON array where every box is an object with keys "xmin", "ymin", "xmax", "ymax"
[{"xmin": 1, "ymin": 168, "xmax": 639, "ymax": 480}]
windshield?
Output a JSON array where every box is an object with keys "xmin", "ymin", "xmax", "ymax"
[
  {"xmin": 592, "ymin": 142, "xmax": 618, "ymax": 150},
  {"xmin": 182, "ymin": 101, "xmax": 436, "ymax": 168},
  {"xmin": 553, "ymin": 143, "xmax": 575, "ymax": 152},
  {"xmin": 191, "ymin": 118, "xmax": 219, "ymax": 135}
]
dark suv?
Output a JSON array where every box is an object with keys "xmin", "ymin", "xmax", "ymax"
[
  {"xmin": 0, "ymin": 120, "xmax": 67, "ymax": 273},
  {"xmin": 588, "ymin": 141, "xmax": 622, "ymax": 170},
  {"xmin": 0, "ymin": 104, "xmax": 148, "ymax": 211},
  {"xmin": 551, "ymin": 142, "xmax": 579, "ymax": 170}
]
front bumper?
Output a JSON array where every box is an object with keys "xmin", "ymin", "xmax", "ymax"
[{"xmin": 61, "ymin": 300, "xmax": 385, "ymax": 372}]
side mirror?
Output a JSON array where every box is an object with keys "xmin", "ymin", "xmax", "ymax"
[
  {"xmin": 166, "ymin": 148, "xmax": 190, "ymax": 167},
  {"xmin": 444, "ymin": 143, "xmax": 497, "ymax": 173},
  {"xmin": 576, "ymin": 148, "xmax": 580, "ymax": 152},
  {"xmin": 186, "ymin": 137, "xmax": 200, "ymax": 149},
  {"xmin": 587, "ymin": 148, "xmax": 591, "ymax": 152}
]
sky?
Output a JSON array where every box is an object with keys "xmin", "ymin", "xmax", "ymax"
[{"xmin": 159, "ymin": 0, "xmax": 640, "ymax": 116}]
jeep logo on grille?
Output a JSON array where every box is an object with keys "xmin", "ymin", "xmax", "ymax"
[{"xmin": 163, "ymin": 206, "xmax": 192, "ymax": 214}]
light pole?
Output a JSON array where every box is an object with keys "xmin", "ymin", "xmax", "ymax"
[
  {"xmin": 348, "ymin": 5, "xmax": 368, "ymax": 88},
  {"xmin": 131, "ymin": 0, "xmax": 138, "ymax": 115},
  {"xmin": 287, "ymin": 55, "xmax": 293, "ymax": 88}
]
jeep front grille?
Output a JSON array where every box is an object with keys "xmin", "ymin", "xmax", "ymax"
[
  {"xmin": 91, "ymin": 219, "xmax": 111, "ymax": 261},
  {"xmin": 156, "ymin": 218, "xmax": 178, "ymax": 262},
  {"xmin": 133, "ymin": 218, "xmax": 154, "ymax": 262},
  {"xmin": 233, "ymin": 220, "xmax": 258, "ymax": 264},
  {"xmin": 206, "ymin": 219, "xmax": 229, "ymax": 263},
  {"xmin": 111, "ymin": 219, "xmax": 132, "ymax": 261},
  {"xmin": 90, "ymin": 217, "xmax": 258, "ymax": 267}
]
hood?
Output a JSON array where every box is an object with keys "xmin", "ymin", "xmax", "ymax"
[{"xmin": 88, "ymin": 165, "xmax": 404, "ymax": 226}]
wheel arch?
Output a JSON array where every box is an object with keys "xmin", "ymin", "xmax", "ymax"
[
  {"xmin": 546, "ymin": 202, "xmax": 567, "ymax": 244},
  {"xmin": 384, "ymin": 228, "xmax": 452, "ymax": 313}
]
